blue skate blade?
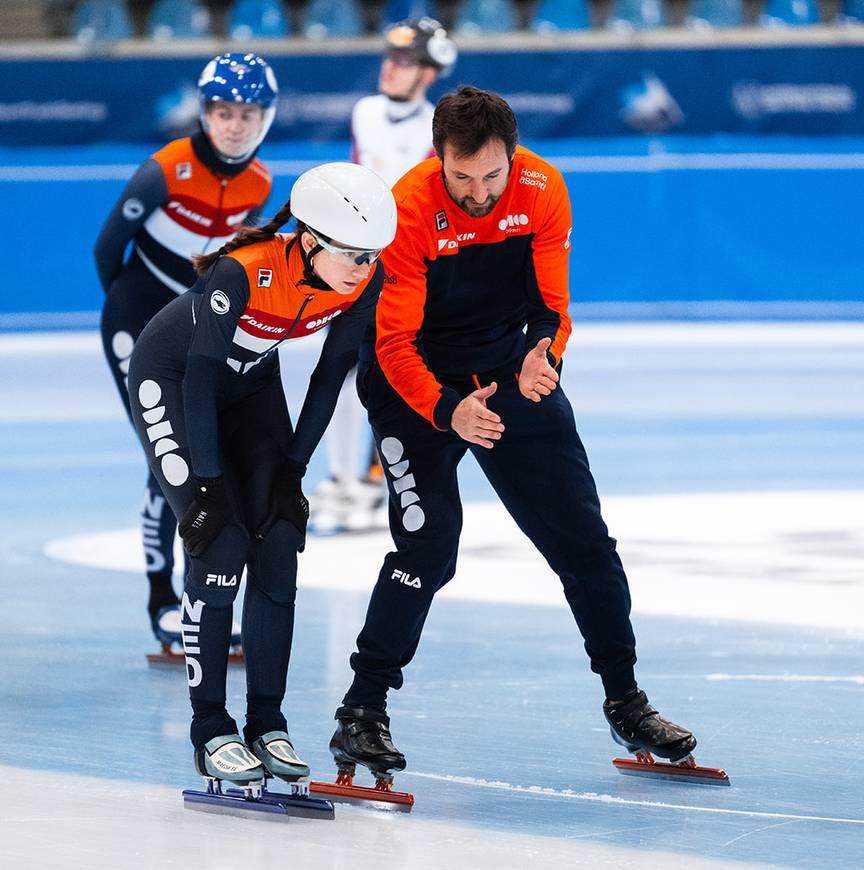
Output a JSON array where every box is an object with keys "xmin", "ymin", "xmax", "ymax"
[
  {"xmin": 182, "ymin": 788, "xmax": 335, "ymax": 821},
  {"xmin": 223, "ymin": 787, "xmax": 335, "ymax": 820}
]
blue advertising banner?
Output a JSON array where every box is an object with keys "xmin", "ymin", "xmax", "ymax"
[{"xmin": 0, "ymin": 42, "xmax": 862, "ymax": 144}]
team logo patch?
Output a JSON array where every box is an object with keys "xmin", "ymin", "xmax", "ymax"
[
  {"xmin": 176, "ymin": 162, "xmax": 192, "ymax": 180},
  {"xmin": 122, "ymin": 198, "xmax": 144, "ymax": 220},
  {"xmin": 257, "ymin": 268, "xmax": 273, "ymax": 288},
  {"xmin": 210, "ymin": 290, "xmax": 230, "ymax": 315},
  {"xmin": 435, "ymin": 210, "xmax": 448, "ymax": 231}
]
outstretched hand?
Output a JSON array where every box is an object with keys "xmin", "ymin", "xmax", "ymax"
[
  {"xmin": 519, "ymin": 337, "xmax": 559, "ymax": 403},
  {"xmin": 450, "ymin": 382, "xmax": 504, "ymax": 449}
]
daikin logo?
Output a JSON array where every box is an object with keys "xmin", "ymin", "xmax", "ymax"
[
  {"xmin": 438, "ymin": 238, "xmax": 457, "ymax": 252},
  {"xmin": 380, "ymin": 436, "xmax": 425, "ymax": 532}
]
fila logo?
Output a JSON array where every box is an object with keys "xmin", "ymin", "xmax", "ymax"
[
  {"xmin": 435, "ymin": 210, "xmax": 448, "ymax": 230},
  {"xmin": 498, "ymin": 214, "xmax": 529, "ymax": 232},
  {"xmin": 380, "ymin": 436, "xmax": 425, "ymax": 532},
  {"xmin": 205, "ymin": 573, "xmax": 239, "ymax": 587},
  {"xmin": 180, "ymin": 593, "xmax": 204, "ymax": 688},
  {"xmin": 392, "ymin": 569, "xmax": 422, "ymax": 589},
  {"xmin": 257, "ymin": 268, "xmax": 273, "ymax": 288},
  {"xmin": 176, "ymin": 162, "xmax": 192, "ymax": 179},
  {"xmin": 438, "ymin": 238, "xmax": 458, "ymax": 252},
  {"xmin": 306, "ymin": 310, "xmax": 343, "ymax": 330},
  {"xmin": 137, "ymin": 379, "xmax": 189, "ymax": 487}
]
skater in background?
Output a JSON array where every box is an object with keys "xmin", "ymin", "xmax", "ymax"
[
  {"xmin": 311, "ymin": 17, "xmax": 457, "ymax": 533},
  {"xmin": 127, "ymin": 162, "xmax": 396, "ymax": 785},
  {"xmin": 327, "ymin": 88, "xmax": 699, "ymax": 790},
  {"xmin": 95, "ymin": 52, "xmax": 278, "ymax": 655}
]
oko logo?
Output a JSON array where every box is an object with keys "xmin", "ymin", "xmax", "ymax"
[{"xmin": 380, "ymin": 436, "xmax": 424, "ymax": 532}]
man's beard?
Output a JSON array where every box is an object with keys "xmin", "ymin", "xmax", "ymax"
[
  {"xmin": 443, "ymin": 175, "xmax": 502, "ymax": 217},
  {"xmin": 453, "ymin": 192, "xmax": 501, "ymax": 218}
]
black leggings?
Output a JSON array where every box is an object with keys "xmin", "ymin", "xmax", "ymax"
[
  {"xmin": 128, "ymin": 341, "xmax": 301, "ymax": 750},
  {"xmin": 100, "ymin": 256, "xmax": 182, "ymax": 612}
]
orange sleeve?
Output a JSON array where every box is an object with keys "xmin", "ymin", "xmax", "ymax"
[
  {"xmin": 526, "ymin": 166, "xmax": 573, "ymax": 365},
  {"xmin": 376, "ymin": 204, "xmax": 462, "ymax": 431}
]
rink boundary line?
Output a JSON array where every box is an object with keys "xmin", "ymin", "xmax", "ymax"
[
  {"xmin": 410, "ymin": 773, "xmax": 864, "ymax": 826},
  {"xmin": 2, "ymin": 322, "xmax": 864, "ymax": 355},
  {"xmin": 2, "ymin": 153, "xmax": 864, "ymax": 182},
  {"xmin": 706, "ymin": 673, "xmax": 864, "ymax": 685}
]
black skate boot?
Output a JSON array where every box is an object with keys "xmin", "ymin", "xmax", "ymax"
[
  {"xmin": 604, "ymin": 688, "xmax": 696, "ymax": 762},
  {"xmin": 604, "ymin": 689, "xmax": 730, "ymax": 785},
  {"xmin": 310, "ymin": 705, "xmax": 413, "ymax": 809},
  {"xmin": 330, "ymin": 705, "xmax": 406, "ymax": 777}
]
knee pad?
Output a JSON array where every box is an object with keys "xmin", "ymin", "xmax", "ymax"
[
  {"xmin": 184, "ymin": 525, "xmax": 248, "ymax": 606},
  {"xmin": 248, "ymin": 523, "xmax": 299, "ymax": 606}
]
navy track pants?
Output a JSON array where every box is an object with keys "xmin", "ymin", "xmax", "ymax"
[{"xmin": 344, "ymin": 361, "xmax": 638, "ymax": 707}]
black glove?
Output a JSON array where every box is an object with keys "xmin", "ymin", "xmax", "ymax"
[
  {"xmin": 256, "ymin": 464, "xmax": 309, "ymax": 548},
  {"xmin": 179, "ymin": 476, "xmax": 234, "ymax": 558}
]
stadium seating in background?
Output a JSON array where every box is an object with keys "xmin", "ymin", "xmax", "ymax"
[
  {"xmin": 532, "ymin": 0, "xmax": 590, "ymax": 31},
  {"xmin": 228, "ymin": 0, "xmax": 291, "ymax": 39},
  {"xmin": 381, "ymin": 0, "xmax": 438, "ymax": 27},
  {"xmin": 148, "ymin": 0, "xmax": 211, "ymax": 40},
  {"xmin": 303, "ymin": 0, "xmax": 364, "ymax": 39},
  {"xmin": 838, "ymin": 0, "xmax": 864, "ymax": 21},
  {"xmin": 72, "ymin": 0, "xmax": 132, "ymax": 42},
  {"xmin": 455, "ymin": 0, "xmax": 518, "ymax": 34},
  {"xmin": 685, "ymin": 0, "xmax": 744, "ymax": 28},
  {"xmin": 607, "ymin": 0, "xmax": 667, "ymax": 30},
  {"xmin": 760, "ymin": 0, "xmax": 820, "ymax": 26}
]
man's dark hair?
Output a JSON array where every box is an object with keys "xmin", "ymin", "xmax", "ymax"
[{"xmin": 432, "ymin": 86, "xmax": 518, "ymax": 161}]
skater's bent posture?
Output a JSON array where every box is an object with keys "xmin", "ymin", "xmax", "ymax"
[
  {"xmin": 330, "ymin": 88, "xmax": 696, "ymax": 785},
  {"xmin": 95, "ymin": 53, "xmax": 277, "ymax": 652},
  {"xmin": 127, "ymin": 163, "xmax": 396, "ymax": 783}
]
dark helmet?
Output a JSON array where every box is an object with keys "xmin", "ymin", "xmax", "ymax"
[{"xmin": 384, "ymin": 17, "xmax": 457, "ymax": 74}]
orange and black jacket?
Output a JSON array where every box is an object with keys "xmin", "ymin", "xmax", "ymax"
[
  {"xmin": 375, "ymin": 146, "xmax": 573, "ymax": 431},
  {"xmin": 175, "ymin": 235, "xmax": 383, "ymax": 477},
  {"xmin": 95, "ymin": 130, "xmax": 271, "ymax": 294}
]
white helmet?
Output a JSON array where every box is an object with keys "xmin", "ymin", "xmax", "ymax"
[{"xmin": 290, "ymin": 163, "xmax": 397, "ymax": 253}]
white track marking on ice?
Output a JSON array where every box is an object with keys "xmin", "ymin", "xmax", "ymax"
[
  {"xmin": 720, "ymin": 819, "xmax": 802, "ymax": 849},
  {"xmin": 1, "ymin": 322, "xmax": 863, "ymax": 354},
  {"xmin": 409, "ymin": 772, "xmax": 864, "ymax": 826},
  {"xmin": 3, "ymin": 153, "xmax": 864, "ymax": 182},
  {"xmin": 43, "ymin": 490, "xmax": 864, "ymax": 630},
  {"xmin": 706, "ymin": 674, "xmax": 864, "ymax": 685},
  {"xmin": 550, "ymin": 153, "xmax": 864, "ymax": 173}
]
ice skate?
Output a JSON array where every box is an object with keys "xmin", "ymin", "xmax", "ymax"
[
  {"xmin": 309, "ymin": 478, "xmax": 387, "ymax": 534},
  {"xmin": 605, "ymin": 689, "xmax": 729, "ymax": 785},
  {"xmin": 232, "ymin": 731, "xmax": 334, "ymax": 819},
  {"xmin": 310, "ymin": 705, "xmax": 413, "ymax": 809},
  {"xmin": 183, "ymin": 734, "xmax": 335, "ymax": 820},
  {"xmin": 146, "ymin": 604, "xmax": 244, "ymax": 667}
]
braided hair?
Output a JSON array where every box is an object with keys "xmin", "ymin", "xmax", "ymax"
[{"xmin": 192, "ymin": 199, "xmax": 294, "ymax": 275}]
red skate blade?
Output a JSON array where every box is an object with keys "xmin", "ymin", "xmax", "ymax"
[
  {"xmin": 309, "ymin": 780, "xmax": 414, "ymax": 811},
  {"xmin": 146, "ymin": 649, "xmax": 245, "ymax": 667},
  {"xmin": 613, "ymin": 756, "xmax": 730, "ymax": 786}
]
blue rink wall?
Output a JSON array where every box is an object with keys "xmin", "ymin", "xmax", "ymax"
[{"xmin": 1, "ymin": 135, "xmax": 863, "ymax": 325}]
